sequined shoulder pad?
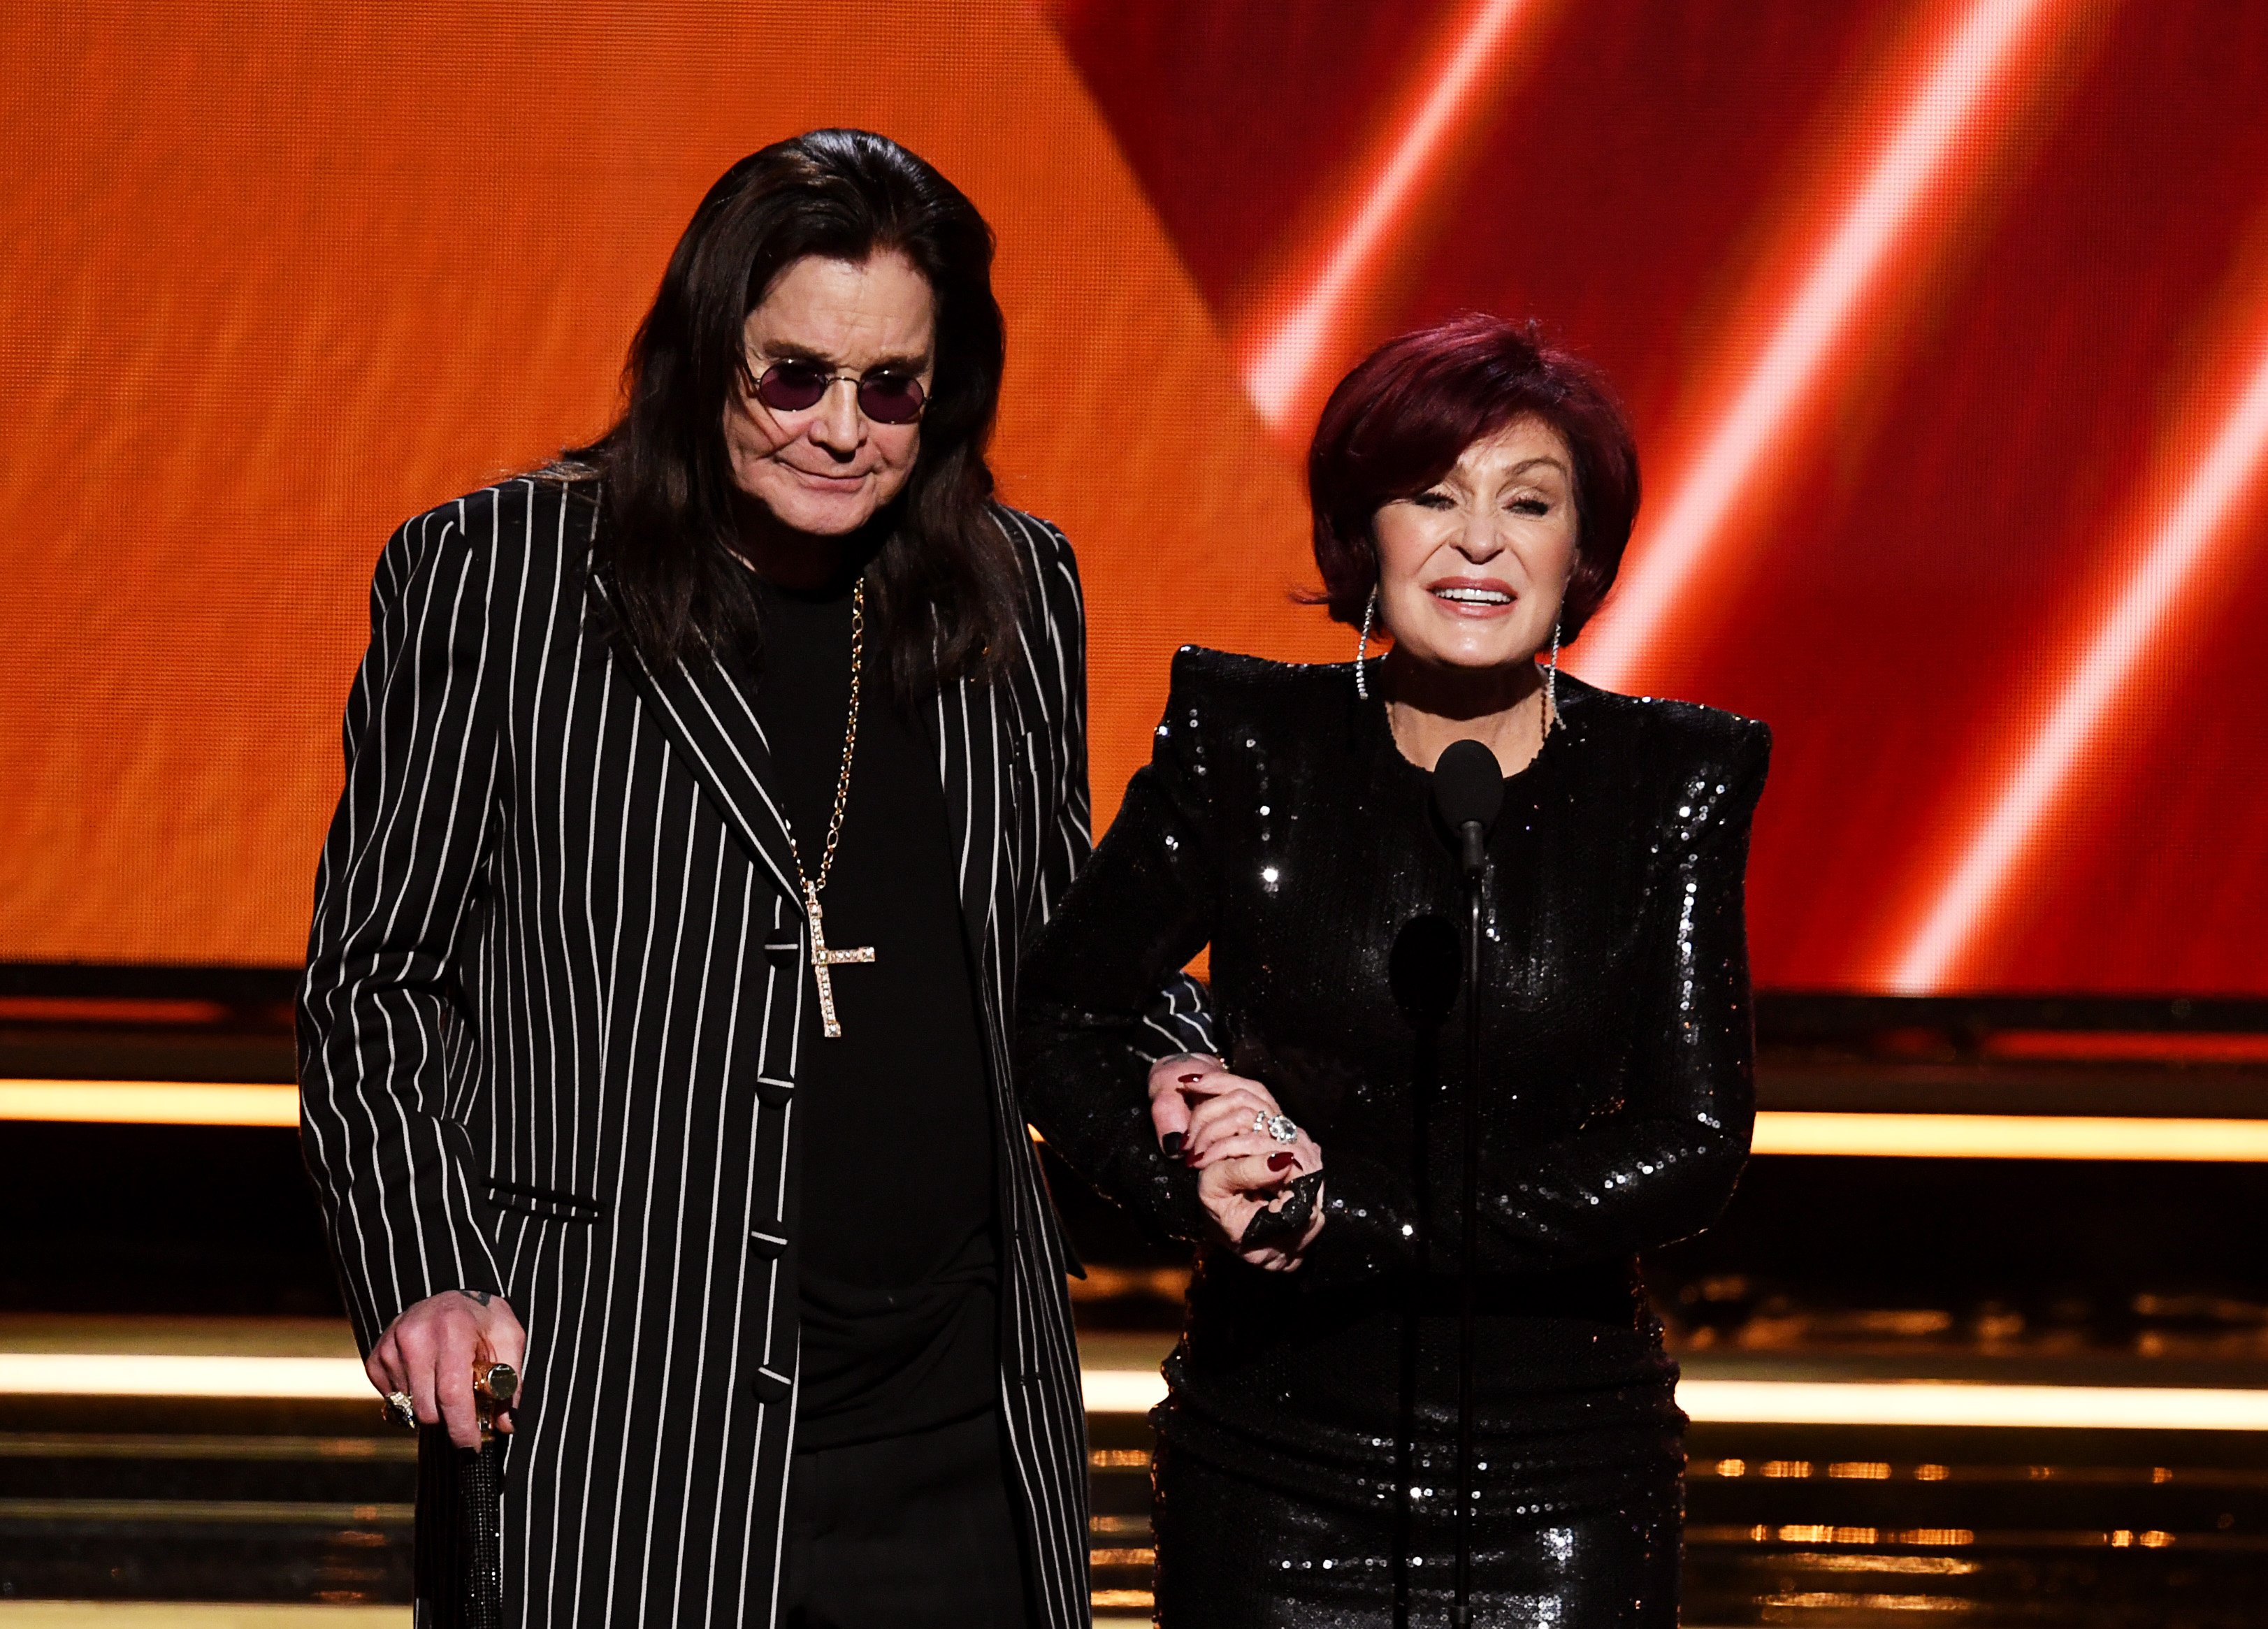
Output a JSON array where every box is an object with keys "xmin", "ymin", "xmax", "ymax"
[
  {"xmin": 1160, "ymin": 646, "xmax": 1357, "ymax": 756},
  {"xmin": 1562, "ymin": 678, "xmax": 1768, "ymax": 779}
]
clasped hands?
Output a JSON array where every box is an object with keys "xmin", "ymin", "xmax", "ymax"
[
  {"xmin": 1147, "ymin": 1053, "xmax": 1327, "ymax": 1271},
  {"xmin": 363, "ymin": 1057, "xmax": 1313, "ymax": 1430}
]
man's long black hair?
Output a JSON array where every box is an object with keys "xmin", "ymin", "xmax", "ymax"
[{"xmin": 567, "ymin": 129, "xmax": 1020, "ymax": 697}]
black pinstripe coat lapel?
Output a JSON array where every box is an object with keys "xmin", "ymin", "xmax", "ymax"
[
  {"xmin": 601, "ymin": 597, "xmax": 802, "ymax": 913},
  {"xmin": 927, "ymin": 676, "xmax": 1023, "ymax": 961}
]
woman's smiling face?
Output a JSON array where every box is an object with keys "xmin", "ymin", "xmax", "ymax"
[{"xmin": 1370, "ymin": 414, "xmax": 1580, "ymax": 674}]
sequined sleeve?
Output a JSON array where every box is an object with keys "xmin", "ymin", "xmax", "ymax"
[
  {"xmin": 1017, "ymin": 654, "xmax": 1217, "ymax": 1245},
  {"xmin": 1021, "ymin": 521, "xmax": 1218, "ymax": 1064},
  {"xmin": 1304, "ymin": 722, "xmax": 1771, "ymax": 1287}
]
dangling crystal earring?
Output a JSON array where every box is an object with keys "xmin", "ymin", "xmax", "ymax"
[
  {"xmin": 1354, "ymin": 585, "xmax": 1379, "ymax": 700},
  {"xmin": 1543, "ymin": 616, "xmax": 1562, "ymax": 733}
]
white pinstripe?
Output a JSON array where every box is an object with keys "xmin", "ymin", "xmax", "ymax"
[{"xmin": 300, "ymin": 481, "xmax": 1211, "ymax": 1628}]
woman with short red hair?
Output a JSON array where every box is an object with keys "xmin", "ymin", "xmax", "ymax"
[{"xmin": 1021, "ymin": 314, "xmax": 1770, "ymax": 1623}]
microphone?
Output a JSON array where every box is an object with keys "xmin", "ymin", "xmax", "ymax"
[{"xmin": 1431, "ymin": 738, "xmax": 1503, "ymax": 878}]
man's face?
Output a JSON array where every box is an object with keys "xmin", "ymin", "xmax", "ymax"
[{"xmin": 723, "ymin": 249, "xmax": 937, "ymax": 537}]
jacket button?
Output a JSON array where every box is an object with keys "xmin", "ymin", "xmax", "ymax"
[
  {"xmin": 749, "ymin": 1226, "xmax": 788, "ymax": 1260},
  {"xmin": 750, "ymin": 1366, "xmax": 793, "ymax": 1406},
  {"xmin": 754, "ymin": 1076, "xmax": 793, "ymax": 1109}
]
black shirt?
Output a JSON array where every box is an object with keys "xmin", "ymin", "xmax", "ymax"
[{"xmin": 747, "ymin": 577, "xmax": 999, "ymax": 1450}]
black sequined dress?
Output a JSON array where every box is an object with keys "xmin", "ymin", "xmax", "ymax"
[{"xmin": 1019, "ymin": 649, "xmax": 1770, "ymax": 1627}]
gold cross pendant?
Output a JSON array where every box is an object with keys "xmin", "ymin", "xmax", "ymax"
[{"xmin": 802, "ymin": 883, "xmax": 875, "ymax": 1039}]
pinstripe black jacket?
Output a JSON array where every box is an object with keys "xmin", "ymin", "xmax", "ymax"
[{"xmin": 298, "ymin": 478, "xmax": 1206, "ymax": 1628}]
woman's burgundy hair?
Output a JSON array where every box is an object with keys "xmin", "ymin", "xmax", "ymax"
[{"xmin": 1307, "ymin": 313, "xmax": 1639, "ymax": 640}]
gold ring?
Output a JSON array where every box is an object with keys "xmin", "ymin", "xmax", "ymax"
[
  {"xmin": 383, "ymin": 1390, "xmax": 418, "ymax": 1431},
  {"xmin": 475, "ymin": 1362, "xmax": 519, "ymax": 1407}
]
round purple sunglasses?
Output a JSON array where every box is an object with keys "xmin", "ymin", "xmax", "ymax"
[{"xmin": 743, "ymin": 358, "xmax": 927, "ymax": 426}]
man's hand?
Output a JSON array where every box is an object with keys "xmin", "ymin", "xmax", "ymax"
[{"xmin": 367, "ymin": 1289, "xmax": 527, "ymax": 1448}]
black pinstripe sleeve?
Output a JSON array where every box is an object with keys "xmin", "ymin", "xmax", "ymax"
[{"xmin": 298, "ymin": 498, "xmax": 511, "ymax": 1350}]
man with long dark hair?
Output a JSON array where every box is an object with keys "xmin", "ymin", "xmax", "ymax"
[{"xmin": 299, "ymin": 129, "xmax": 1205, "ymax": 1627}]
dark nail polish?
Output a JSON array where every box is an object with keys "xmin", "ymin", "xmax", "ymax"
[
  {"xmin": 1178, "ymin": 1072, "xmax": 1204, "ymax": 1085},
  {"xmin": 1162, "ymin": 1133, "xmax": 1183, "ymax": 1157},
  {"xmin": 1267, "ymin": 1152, "xmax": 1296, "ymax": 1171}
]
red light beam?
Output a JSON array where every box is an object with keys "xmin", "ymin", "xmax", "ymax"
[
  {"xmin": 1579, "ymin": 0, "xmax": 2069, "ymax": 689},
  {"xmin": 1886, "ymin": 296, "xmax": 2268, "ymax": 992},
  {"xmin": 1235, "ymin": 0, "xmax": 1550, "ymax": 446}
]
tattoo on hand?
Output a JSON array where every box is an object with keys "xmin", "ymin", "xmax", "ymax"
[{"xmin": 455, "ymin": 1289, "xmax": 493, "ymax": 1307}]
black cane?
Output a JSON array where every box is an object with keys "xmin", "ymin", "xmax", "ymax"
[
  {"xmin": 1431, "ymin": 741, "xmax": 1502, "ymax": 1629},
  {"xmin": 410, "ymin": 1360, "xmax": 517, "ymax": 1629}
]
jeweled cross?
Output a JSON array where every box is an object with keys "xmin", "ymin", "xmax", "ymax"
[{"xmin": 803, "ymin": 882, "xmax": 875, "ymax": 1039}]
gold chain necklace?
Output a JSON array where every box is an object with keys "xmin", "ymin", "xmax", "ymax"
[{"xmin": 778, "ymin": 577, "xmax": 874, "ymax": 1039}]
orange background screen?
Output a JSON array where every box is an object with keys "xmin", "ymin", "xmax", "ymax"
[{"xmin": 6, "ymin": 0, "xmax": 2267, "ymax": 994}]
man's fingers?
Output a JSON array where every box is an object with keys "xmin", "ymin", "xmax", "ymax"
[
  {"xmin": 481, "ymin": 1303, "xmax": 528, "ymax": 1370},
  {"xmin": 366, "ymin": 1328, "xmax": 408, "ymax": 1398},
  {"xmin": 400, "ymin": 1326, "xmax": 442, "ymax": 1428},
  {"xmin": 437, "ymin": 1324, "xmax": 483, "ymax": 1449},
  {"xmin": 485, "ymin": 1305, "xmax": 528, "ymax": 1414},
  {"xmin": 365, "ymin": 1347, "xmax": 400, "ymax": 1399}
]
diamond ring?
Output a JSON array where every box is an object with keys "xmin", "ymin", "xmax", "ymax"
[
  {"xmin": 1262, "ymin": 1113, "xmax": 1298, "ymax": 1145},
  {"xmin": 384, "ymin": 1391, "xmax": 418, "ymax": 1431}
]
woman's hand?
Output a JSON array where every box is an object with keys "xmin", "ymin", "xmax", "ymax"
[
  {"xmin": 1187, "ymin": 1088, "xmax": 1327, "ymax": 1269},
  {"xmin": 1146, "ymin": 1052, "xmax": 1228, "ymax": 1157},
  {"xmin": 1146, "ymin": 1053, "xmax": 1326, "ymax": 1268}
]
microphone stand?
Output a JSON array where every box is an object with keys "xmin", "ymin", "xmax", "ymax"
[
  {"xmin": 1429, "ymin": 734, "xmax": 1503, "ymax": 1627},
  {"xmin": 1450, "ymin": 814, "xmax": 1488, "ymax": 1629}
]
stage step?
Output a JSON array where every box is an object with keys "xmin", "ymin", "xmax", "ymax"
[{"xmin": 5, "ymin": 1320, "xmax": 2266, "ymax": 1624}]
